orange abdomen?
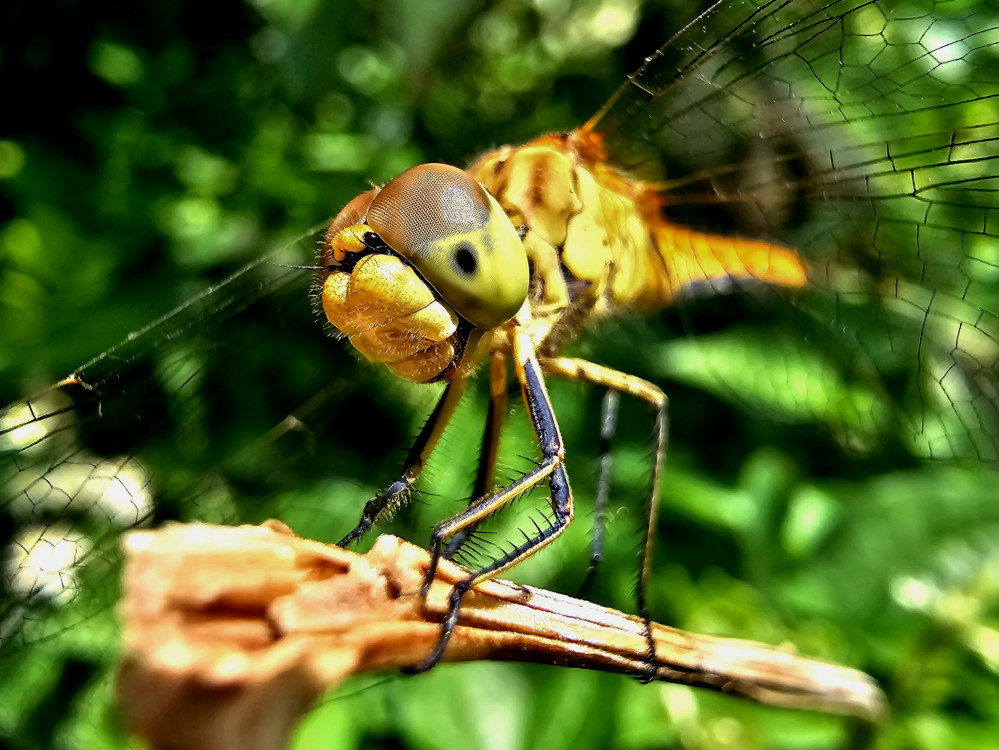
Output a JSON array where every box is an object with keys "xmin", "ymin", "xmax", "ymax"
[{"xmin": 471, "ymin": 132, "xmax": 808, "ymax": 318}]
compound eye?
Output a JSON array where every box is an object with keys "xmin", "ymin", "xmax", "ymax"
[{"xmin": 366, "ymin": 163, "xmax": 529, "ymax": 329}]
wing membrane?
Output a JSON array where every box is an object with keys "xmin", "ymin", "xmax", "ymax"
[
  {"xmin": 583, "ymin": 0, "xmax": 999, "ymax": 462},
  {"xmin": 0, "ymin": 232, "xmax": 368, "ymax": 653}
]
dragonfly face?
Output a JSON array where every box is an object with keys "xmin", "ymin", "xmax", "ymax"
[
  {"xmin": 319, "ymin": 163, "xmax": 530, "ymax": 382},
  {"xmin": 2, "ymin": 0, "xmax": 998, "ymax": 746}
]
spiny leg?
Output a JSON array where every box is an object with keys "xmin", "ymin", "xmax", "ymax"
[
  {"xmin": 578, "ymin": 387, "xmax": 621, "ymax": 596},
  {"xmin": 411, "ymin": 329, "xmax": 572, "ymax": 672},
  {"xmin": 338, "ymin": 375, "xmax": 468, "ymax": 548},
  {"xmin": 540, "ymin": 356, "xmax": 669, "ymax": 675},
  {"xmin": 443, "ymin": 350, "xmax": 508, "ymax": 560}
]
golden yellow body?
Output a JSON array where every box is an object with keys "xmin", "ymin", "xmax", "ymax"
[
  {"xmin": 320, "ymin": 131, "xmax": 807, "ymax": 383},
  {"xmin": 470, "ymin": 131, "xmax": 808, "ymax": 360}
]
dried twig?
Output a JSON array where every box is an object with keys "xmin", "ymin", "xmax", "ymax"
[{"xmin": 118, "ymin": 521, "xmax": 885, "ymax": 750}]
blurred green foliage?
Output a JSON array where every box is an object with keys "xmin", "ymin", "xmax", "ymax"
[{"xmin": 1, "ymin": 1, "xmax": 998, "ymax": 749}]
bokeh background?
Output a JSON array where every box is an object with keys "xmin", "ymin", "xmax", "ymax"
[{"xmin": 2, "ymin": 0, "xmax": 998, "ymax": 748}]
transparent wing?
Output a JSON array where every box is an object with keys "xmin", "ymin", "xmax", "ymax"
[
  {"xmin": 581, "ymin": 0, "xmax": 999, "ymax": 463},
  {"xmin": 0, "ymin": 228, "xmax": 428, "ymax": 735},
  {"xmin": 1, "ymin": 242, "xmax": 291, "ymax": 640}
]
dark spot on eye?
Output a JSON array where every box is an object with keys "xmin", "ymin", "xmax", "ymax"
[{"xmin": 454, "ymin": 244, "xmax": 477, "ymax": 275}]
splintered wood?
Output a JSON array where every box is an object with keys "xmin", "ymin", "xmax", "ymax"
[{"xmin": 118, "ymin": 521, "xmax": 884, "ymax": 750}]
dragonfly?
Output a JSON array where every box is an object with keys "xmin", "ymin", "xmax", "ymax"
[{"xmin": 2, "ymin": 0, "xmax": 999, "ymax": 745}]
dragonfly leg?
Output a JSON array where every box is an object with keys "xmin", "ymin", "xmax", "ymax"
[
  {"xmin": 540, "ymin": 356, "xmax": 669, "ymax": 675},
  {"xmin": 578, "ymin": 387, "xmax": 621, "ymax": 595},
  {"xmin": 411, "ymin": 329, "xmax": 573, "ymax": 671},
  {"xmin": 338, "ymin": 376, "xmax": 468, "ymax": 548},
  {"xmin": 443, "ymin": 350, "xmax": 508, "ymax": 560}
]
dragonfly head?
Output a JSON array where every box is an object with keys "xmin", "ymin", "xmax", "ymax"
[{"xmin": 319, "ymin": 163, "xmax": 529, "ymax": 383}]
